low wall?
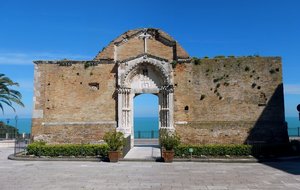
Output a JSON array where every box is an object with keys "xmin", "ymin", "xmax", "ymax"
[{"xmin": 0, "ymin": 140, "xmax": 15, "ymax": 148}]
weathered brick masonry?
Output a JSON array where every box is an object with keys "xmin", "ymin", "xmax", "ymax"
[
  {"xmin": 32, "ymin": 28, "xmax": 288, "ymax": 145},
  {"xmin": 174, "ymin": 58, "xmax": 287, "ymax": 144}
]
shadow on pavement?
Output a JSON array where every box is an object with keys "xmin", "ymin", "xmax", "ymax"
[{"xmin": 262, "ymin": 159, "xmax": 300, "ymax": 175}]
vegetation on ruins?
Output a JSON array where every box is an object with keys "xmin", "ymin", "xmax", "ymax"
[
  {"xmin": 214, "ymin": 55, "xmax": 226, "ymax": 59},
  {"xmin": 171, "ymin": 60, "xmax": 177, "ymax": 68},
  {"xmin": 191, "ymin": 57, "xmax": 201, "ymax": 65},
  {"xmin": 0, "ymin": 74, "xmax": 24, "ymax": 114}
]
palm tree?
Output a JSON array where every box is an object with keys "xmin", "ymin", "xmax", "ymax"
[{"xmin": 0, "ymin": 74, "xmax": 24, "ymax": 114}]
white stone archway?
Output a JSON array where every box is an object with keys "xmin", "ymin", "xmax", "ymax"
[{"xmin": 116, "ymin": 55, "xmax": 174, "ymax": 146}]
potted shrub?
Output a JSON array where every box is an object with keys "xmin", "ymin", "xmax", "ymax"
[
  {"xmin": 159, "ymin": 128, "xmax": 180, "ymax": 163},
  {"xmin": 103, "ymin": 130, "xmax": 124, "ymax": 162}
]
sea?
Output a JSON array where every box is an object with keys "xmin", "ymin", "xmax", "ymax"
[
  {"xmin": 286, "ymin": 117, "xmax": 300, "ymax": 137},
  {"xmin": 1, "ymin": 117, "xmax": 299, "ymax": 137},
  {"xmin": 0, "ymin": 118, "xmax": 32, "ymax": 134}
]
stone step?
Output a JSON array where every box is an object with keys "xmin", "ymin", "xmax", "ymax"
[
  {"xmin": 124, "ymin": 146, "xmax": 161, "ymax": 160},
  {"xmin": 134, "ymin": 138, "xmax": 159, "ymax": 146}
]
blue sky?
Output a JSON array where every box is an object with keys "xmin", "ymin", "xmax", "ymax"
[{"xmin": 0, "ymin": 0, "xmax": 299, "ymax": 118}]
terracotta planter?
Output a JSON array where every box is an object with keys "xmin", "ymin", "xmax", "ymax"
[
  {"xmin": 108, "ymin": 151, "xmax": 119, "ymax": 162},
  {"xmin": 162, "ymin": 150, "xmax": 174, "ymax": 163}
]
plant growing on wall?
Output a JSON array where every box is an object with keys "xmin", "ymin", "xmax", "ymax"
[
  {"xmin": 192, "ymin": 57, "xmax": 201, "ymax": 65},
  {"xmin": 171, "ymin": 61, "xmax": 177, "ymax": 68},
  {"xmin": 84, "ymin": 62, "xmax": 98, "ymax": 69},
  {"xmin": 84, "ymin": 62, "xmax": 90, "ymax": 69},
  {"xmin": 214, "ymin": 55, "xmax": 225, "ymax": 59}
]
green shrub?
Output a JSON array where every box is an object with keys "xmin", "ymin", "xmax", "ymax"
[
  {"xmin": 175, "ymin": 143, "xmax": 295, "ymax": 158},
  {"xmin": 103, "ymin": 130, "xmax": 124, "ymax": 151},
  {"xmin": 175, "ymin": 144, "xmax": 252, "ymax": 157},
  {"xmin": 27, "ymin": 143, "xmax": 109, "ymax": 157}
]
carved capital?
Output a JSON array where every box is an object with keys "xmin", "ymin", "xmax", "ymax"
[
  {"xmin": 159, "ymin": 85, "xmax": 174, "ymax": 93},
  {"xmin": 117, "ymin": 87, "xmax": 131, "ymax": 94}
]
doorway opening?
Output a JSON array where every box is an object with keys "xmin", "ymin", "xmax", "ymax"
[{"xmin": 133, "ymin": 94, "xmax": 159, "ymax": 146}]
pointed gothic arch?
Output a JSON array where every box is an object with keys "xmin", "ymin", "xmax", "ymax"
[{"xmin": 116, "ymin": 56, "xmax": 174, "ymax": 147}]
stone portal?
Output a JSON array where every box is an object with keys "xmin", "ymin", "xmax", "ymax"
[
  {"xmin": 117, "ymin": 56, "xmax": 174, "ymax": 146},
  {"xmin": 32, "ymin": 28, "xmax": 288, "ymax": 145}
]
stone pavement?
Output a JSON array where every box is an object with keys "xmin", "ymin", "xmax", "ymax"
[
  {"xmin": 1, "ymin": 148, "xmax": 300, "ymax": 190},
  {"xmin": 124, "ymin": 146, "xmax": 161, "ymax": 160}
]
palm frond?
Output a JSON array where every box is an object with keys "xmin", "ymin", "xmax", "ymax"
[
  {"xmin": 0, "ymin": 74, "xmax": 24, "ymax": 114},
  {"xmin": 0, "ymin": 104, "xmax": 3, "ymax": 114}
]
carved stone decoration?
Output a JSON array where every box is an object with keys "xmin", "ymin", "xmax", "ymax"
[
  {"xmin": 119, "ymin": 56, "xmax": 171, "ymax": 86},
  {"xmin": 116, "ymin": 56, "xmax": 174, "ymax": 147},
  {"xmin": 117, "ymin": 87, "xmax": 131, "ymax": 94}
]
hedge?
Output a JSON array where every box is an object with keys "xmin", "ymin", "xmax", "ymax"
[
  {"xmin": 27, "ymin": 142, "xmax": 109, "ymax": 157},
  {"xmin": 175, "ymin": 144, "xmax": 252, "ymax": 157},
  {"xmin": 27, "ymin": 142, "xmax": 298, "ymax": 158},
  {"xmin": 174, "ymin": 143, "xmax": 295, "ymax": 158}
]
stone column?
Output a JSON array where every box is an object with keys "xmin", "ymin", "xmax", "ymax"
[
  {"xmin": 130, "ymin": 93, "xmax": 135, "ymax": 147},
  {"xmin": 168, "ymin": 85, "xmax": 175, "ymax": 130},
  {"xmin": 159, "ymin": 85, "xmax": 174, "ymax": 130},
  {"xmin": 117, "ymin": 87, "xmax": 131, "ymax": 137}
]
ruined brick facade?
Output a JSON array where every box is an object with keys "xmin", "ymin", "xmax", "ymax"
[{"xmin": 32, "ymin": 28, "xmax": 288, "ymax": 145}]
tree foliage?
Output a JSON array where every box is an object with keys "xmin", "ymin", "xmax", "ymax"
[{"xmin": 0, "ymin": 73, "xmax": 24, "ymax": 113}]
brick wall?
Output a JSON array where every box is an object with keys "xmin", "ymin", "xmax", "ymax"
[
  {"xmin": 174, "ymin": 57, "xmax": 288, "ymax": 144},
  {"xmin": 32, "ymin": 62, "xmax": 117, "ymax": 144}
]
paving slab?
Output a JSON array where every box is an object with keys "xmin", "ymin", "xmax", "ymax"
[{"xmin": 1, "ymin": 148, "xmax": 300, "ymax": 190}]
